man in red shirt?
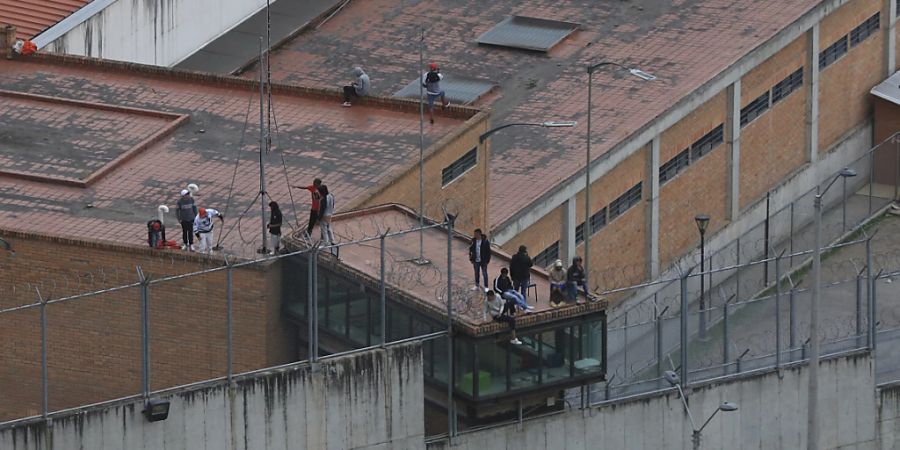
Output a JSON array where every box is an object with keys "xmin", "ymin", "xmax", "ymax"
[{"xmin": 294, "ymin": 178, "xmax": 322, "ymax": 239}]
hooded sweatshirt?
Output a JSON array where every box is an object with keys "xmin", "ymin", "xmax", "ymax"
[{"xmin": 353, "ymin": 67, "xmax": 370, "ymax": 96}]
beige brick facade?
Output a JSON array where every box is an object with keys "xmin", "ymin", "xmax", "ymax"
[
  {"xmin": 740, "ymin": 33, "xmax": 809, "ymax": 209},
  {"xmin": 0, "ymin": 231, "xmax": 291, "ymax": 421},
  {"xmin": 819, "ymin": 0, "xmax": 885, "ymax": 151}
]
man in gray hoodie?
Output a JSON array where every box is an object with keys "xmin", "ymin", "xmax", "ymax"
[
  {"xmin": 175, "ymin": 189, "xmax": 197, "ymax": 250},
  {"xmin": 342, "ymin": 67, "xmax": 370, "ymax": 107}
]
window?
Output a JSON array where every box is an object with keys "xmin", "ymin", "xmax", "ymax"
[
  {"xmin": 690, "ymin": 125, "xmax": 724, "ymax": 161},
  {"xmin": 575, "ymin": 208, "xmax": 606, "ymax": 244},
  {"xmin": 534, "ymin": 241, "xmax": 560, "ymax": 268},
  {"xmin": 659, "ymin": 149, "xmax": 689, "ymax": 185},
  {"xmin": 771, "ymin": 68, "xmax": 803, "ymax": 104},
  {"xmin": 608, "ymin": 183, "xmax": 642, "ymax": 221},
  {"xmin": 819, "ymin": 36, "xmax": 848, "ymax": 70},
  {"xmin": 590, "ymin": 207, "xmax": 607, "ymax": 234},
  {"xmin": 850, "ymin": 13, "xmax": 880, "ymax": 47},
  {"xmin": 740, "ymin": 92, "xmax": 770, "ymax": 127},
  {"xmin": 441, "ymin": 147, "xmax": 477, "ymax": 186}
]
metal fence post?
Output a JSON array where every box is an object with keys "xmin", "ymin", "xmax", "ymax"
[
  {"xmin": 764, "ymin": 192, "xmax": 770, "ymax": 284},
  {"xmin": 36, "ymin": 288, "xmax": 48, "ymax": 419},
  {"xmin": 225, "ymin": 257, "xmax": 233, "ymax": 383},
  {"xmin": 775, "ymin": 253, "xmax": 782, "ymax": 368},
  {"xmin": 680, "ymin": 272, "xmax": 690, "ymax": 387},
  {"xmin": 856, "ymin": 268, "xmax": 864, "ymax": 347},
  {"xmin": 789, "ymin": 202, "xmax": 795, "ymax": 266},
  {"xmin": 307, "ymin": 249, "xmax": 317, "ymax": 362},
  {"xmin": 655, "ymin": 299, "xmax": 665, "ymax": 379},
  {"xmin": 137, "ymin": 266, "xmax": 150, "ymax": 398},
  {"xmin": 868, "ymin": 148, "xmax": 874, "ymax": 215},
  {"xmin": 735, "ymin": 237, "xmax": 742, "ymax": 299},
  {"xmin": 867, "ymin": 237, "xmax": 874, "ymax": 350},
  {"xmin": 723, "ymin": 294, "xmax": 729, "ymax": 366},
  {"xmin": 312, "ymin": 248, "xmax": 319, "ymax": 361},
  {"xmin": 445, "ymin": 213, "xmax": 455, "ymax": 440},
  {"xmin": 842, "ymin": 175, "xmax": 848, "ymax": 232},
  {"xmin": 380, "ymin": 233, "xmax": 387, "ymax": 347},
  {"xmin": 872, "ymin": 270, "xmax": 882, "ymax": 352},
  {"xmin": 789, "ymin": 286, "xmax": 797, "ymax": 352}
]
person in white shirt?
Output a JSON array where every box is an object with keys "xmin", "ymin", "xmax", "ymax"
[
  {"xmin": 317, "ymin": 184, "xmax": 336, "ymax": 253},
  {"xmin": 485, "ymin": 290, "xmax": 522, "ymax": 345},
  {"xmin": 193, "ymin": 207, "xmax": 224, "ymax": 253}
]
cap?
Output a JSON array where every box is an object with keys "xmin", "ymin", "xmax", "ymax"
[
  {"xmin": 553, "ymin": 259, "xmax": 563, "ymax": 268},
  {"xmin": 199, "ymin": 207, "xmax": 207, "ymax": 217},
  {"xmin": 429, "ymin": 62, "xmax": 438, "ymax": 70},
  {"xmin": 181, "ymin": 189, "xmax": 189, "ymax": 196}
]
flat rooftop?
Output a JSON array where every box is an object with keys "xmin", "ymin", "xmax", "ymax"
[
  {"xmin": 256, "ymin": 0, "xmax": 821, "ymax": 227},
  {"xmin": 0, "ymin": 56, "xmax": 468, "ymax": 258},
  {"xmin": 323, "ymin": 204, "xmax": 606, "ymax": 334}
]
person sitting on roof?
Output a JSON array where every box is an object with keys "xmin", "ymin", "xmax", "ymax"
[
  {"xmin": 493, "ymin": 267, "xmax": 534, "ymax": 313},
  {"xmin": 548, "ymin": 259, "xmax": 567, "ymax": 307},
  {"xmin": 485, "ymin": 290, "xmax": 522, "ymax": 345},
  {"xmin": 193, "ymin": 207, "xmax": 224, "ymax": 254},
  {"xmin": 566, "ymin": 256, "xmax": 590, "ymax": 304},
  {"xmin": 341, "ymin": 67, "xmax": 370, "ymax": 107}
]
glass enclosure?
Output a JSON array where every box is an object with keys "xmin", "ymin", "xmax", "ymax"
[{"xmin": 282, "ymin": 255, "xmax": 606, "ymax": 402}]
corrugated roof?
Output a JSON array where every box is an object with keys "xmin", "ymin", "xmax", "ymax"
[{"xmin": 0, "ymin": 0, "xmax": 90, "ymax": 40}]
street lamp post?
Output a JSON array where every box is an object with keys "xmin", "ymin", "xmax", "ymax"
[
  {"xmin": 586, "ymin": 62, "xmax": 655, "ymax": 290},
  {"xmin": 664, "ymin": 370, "xmax": 738, "ymax": 450},
  {"xmin": 478, "ymin": 121, "xmax": 578, "ymax": 144},
  {"xmin": 807, "ymin": 167, "xmax": 856, "ymax": 450},
  {"xmin": 695, "ymin": 214, "xmax": 710, "ymax": 339}
]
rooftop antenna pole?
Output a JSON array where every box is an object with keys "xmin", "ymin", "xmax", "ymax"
[
  {"xmin": 415, "ymin": 26, "xmax": 429, "ymax": 265},
  {"xmin": 258, "ymin": 38, "xmax": 269, "ymax": 254}
]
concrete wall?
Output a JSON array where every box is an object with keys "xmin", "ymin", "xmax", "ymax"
[
  {"xmin": 430, "ymin": 351, "xmax": 880, "ymax": 450},
  {"xmin": 36, "ymin": 0, "xmax": 273, "ymax": 67},
  {"xmin": 0, "ymin": 342, "xmax": 424, "ymax": 450}
]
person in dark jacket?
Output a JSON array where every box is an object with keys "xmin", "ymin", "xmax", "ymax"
[
  {"xmin": 509, "ymin": 245, "xmax": 534, "ymax": 299},
  {"xmin": 267, "ymin": 201, "xmax": 282, "ymax": 255},
  {"xmin": 468, "ymin": 228, "xmax": 491, "ymax": 290},
  {"xmin": 493, "ymin": 267, "xmax": 534, "ymax": 312},
  {"xmin": 147, "ymin": 219, "xmax": 166, "ymax": 248},
  {"xmin": 175, "ymin": 189, "xmax": 197, "ymax": 250},
  {"xmin": 566, "ymin": 256, "xmax": 588, "ymax": 304}
]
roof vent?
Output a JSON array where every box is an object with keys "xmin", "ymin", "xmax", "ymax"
[
  {"xmin": 476, "ymin": 16, "xmax": 580, "ymax": 52},
  {"xmin": 393, "ymin": 74, "xmax": 496, "ymax": 105}
]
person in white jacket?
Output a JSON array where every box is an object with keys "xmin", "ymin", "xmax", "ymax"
[{"xmin": 193, "ymin": 207, "xmax": 224, "ymax": 253}]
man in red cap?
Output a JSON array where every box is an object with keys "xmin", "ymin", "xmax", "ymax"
[
  {"xmin": 422, "ymin": 62, "xmax": 449, "ymax": 124},
  {"xmin": 193, "ymin": 207, "xmax": 224, "ymax": 253}
]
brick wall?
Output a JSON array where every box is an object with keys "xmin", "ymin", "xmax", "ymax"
[
  {"xmin": 355, "ymin": 112, "xmax": 490, "ymax": 235},
  {"xmin": 818, "ymin": 0, "xmax": 885, "ymax": 151},
  {"xmin": 0, "ymin": 230, "xmax": 293, "ymax": 421},
  {"xmin": 739, "ymin": 33, "xmax": 809, "ymax": 209},
  {"xmin": 658, "ymin": 92, "xmax": 728, "ymax": 269}
]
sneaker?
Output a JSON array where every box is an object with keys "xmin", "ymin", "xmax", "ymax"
[
  {"xmin": 470, "ymin": 284, "xmax": 480, "ymax": 291},
  {"xmin": 576, "ymin": 299, "xmax": 585, "ymax": 305},
  {"xmin": 181, "ymin": 244, "xmax": 187, "ymax": 250},
  {"xmin": 510, "ymin": 338, "xmax": 523, "ymax": 345},
  {"xmin": 342, "ymin": 102, "xmax": 352, "ymax": 107},
  {"xmin": 442, "ymin": 102, "xmax": 450, "ymax": 110},
  {"xmin": 526, "ymin": 305, "xmax": 536, "ymax": 310},
  {"xmin": 190, "ymin": 244, "xmax": 196, "ymax": 251}
]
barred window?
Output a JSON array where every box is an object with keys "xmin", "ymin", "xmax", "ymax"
[
  {"xmin": 659, "ymin": 149, "xmax": 689, "ymax": 185},
  {"xmin": 690, "ymin": 125, "xmax": 724, "ymax": 161},
  {"xmin": 850, "ymin": 13, "xmax": 880, "ymax": 47},
  {"xmin": 534, "ymin": 241, "xmax": 560, "ymax": 268},
  {"xmin": 819, "ymin": 36, "xmax": 848, "ymax": 70},
  {"xmin": 575, "ymin": 207, "xmax": 607, "ymax": 244},
  {"xmin": 441, "ymin": 147, "xmax": 477, "ymax": 186},
  {"xmin": 608, "ymin": 183, "xmax": 642, "ymax": 221},
  {"xmin": 740, "ymin": 92, "xmax": 770, "ymax": 128},
  {"xmin": 771, "ymin": 68, "xmax": 803, "ymax": 104}
]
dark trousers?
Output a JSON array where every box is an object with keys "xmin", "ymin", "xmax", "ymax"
[
  {"xmin": 342, "ymin": 86, "xmax": 359, "ymax": 103},
  {"xmin": 512, "ymin": 277, "xmax": 530, "ymax": 299},
  {"xmin": 473, "ymin": 262, "xmax": 488, "ymax": 287},
  {"xmin": 180, "ymin": 220, "xmax": 193, "ymax": 245},
  {"xmin": 492, "ymin": 300, "xmax": 517, "ymax": 330},
  {"xmin": 306, "ymin": 209, "xmax": 319, "ymax": 235}
]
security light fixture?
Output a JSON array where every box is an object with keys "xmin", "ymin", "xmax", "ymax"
[
  {"xmin": 664, "ymin": 370, "xmax": 680, "ymax": 386},
  {"xmin": 541, "ymin": 121, "xmax": 578, "ymax": 127},
  {"xmin": 694, "ymin": 214, "xmax": 711, "ymax": 234},
  {"xmin": 144, "ymin": 399, "xmax": 170, "ymax": 422},
  {"xmin": 629, "ymin": 68, "xmax": 657, "ymax": 81},
  {"xmin": 719, "ymin": 401, "xmax": 739, "ymax": 412}
]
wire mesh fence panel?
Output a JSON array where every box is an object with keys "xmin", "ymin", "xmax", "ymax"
[
  {"xmin": 47, "ymin": 287, "xmax": 142, "ymax": 415},
  {"xmin": 0, "ymin": 306, "xmax": 41, "ymax": 422}
]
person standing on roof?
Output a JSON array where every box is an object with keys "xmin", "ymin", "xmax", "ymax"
[
  {"xmin": 318, "ymin": 184, "xmax": 336, "ymax": 252},
  {"xmin": 175, "ymin": 189, "xmax": 197, "ymax": 251},
  {"xmin": 268, "ymin": 201, "xmax": 283, "ymax": 255},
  {"xmin": 422, "ymin": 62, "xmax": 449, "ymax": 124},
  {"xmin": 193, "ymin": 207, "xmax": 224, "ymax": 254},
  {"xmin": 342, "ymin": 67, "xmax": 370, "ymax": 107},
  {"xmin": 509, "ymin": 245, "xmax": 534, "ymax": 300},
  {"xmin": 294, "ymin": 178, "xmax": 322, "ymax": 241},
  {"xmin": 468, "ymin": 228, "xmax": 491, "ymax": 290}
]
